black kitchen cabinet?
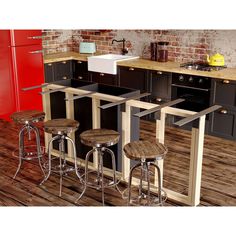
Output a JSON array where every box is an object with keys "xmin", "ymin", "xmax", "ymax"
[
  {"xmin": 149, "ymin": 70, "xmax": 172, "ymax": 104},
  {"xmin": 44, "ymin": 63, "xmax": 54, "ymax": 83},
  {"xmin": 73, "ymin": 83, "xmax": 139, "ymax": 170},
  {"xmin": 54, "ymin": 60, "xmax": 73, "ymax": 81},
  {"xmin": 118, "ymin": 66, "xmax": 149, "ymax": 93},
  {"xmin": 44, "ymin": 60, "xmax": 73, "ymax": 83},
  {"xmin": 148, "ymin": 70, "xmax": 172, "ymax": 121},
  {"xmin": 209, "ymin": 79, "xmax": 236, "ymax": 140},
  {"xmin": 90, "ymin": 71, "xmax": 117, "ymax": 86},
  {"xmin": 49, "ymin": 79, "xmax": 94, "ymax": 152},
  {"xmin": 212, "ymin": 79, "xmax": 236, "ymax": 109},
  {"xmin": 209, "ymin": 106, "xmax": 236, "ymax": 140},
  {"xmin": 73, "ymin": 60, "xmax": 89, "ymax": 81}
]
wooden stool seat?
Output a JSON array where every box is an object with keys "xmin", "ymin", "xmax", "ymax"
[
  {"xmin": 123, "ymin": 139, "xmax": 167, "ymax": 161},
  {"xmin": 80, "ymin": 129, "xmax": 120, "ymax": 148},
  {"xmin": 11, "ymin": 110, "xmax": 45, "ymax": 124},
  {"xmin": 44, "ymin": 119, "xmax": 79, "ymax": 135}
]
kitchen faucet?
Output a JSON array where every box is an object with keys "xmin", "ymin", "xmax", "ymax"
[{"xmin": 112, "ymin": 38, "xmax": 129, "ymax": 55}]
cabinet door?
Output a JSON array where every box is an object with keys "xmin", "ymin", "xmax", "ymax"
[
  {"xmin": 54, "ymin": 60, "xmax": 73, "ymax": 81},
  {"xmin": 118, "ymin": 66, "xmax": 148, "ymax": 93},
  {"xmin": 90, "ymin": 72, "xmax": 117, "ymax": 86},
  {"xmin": 213, "ymin": 79, "xmax": 236, "ymax": 109},
  {"xmin": 11, "ymin": 30, "xmax": 42, "ymax": 46},
  {"xmin": 44, "ymin": 63, "xmax": 54, "ymax": 83},
  {"xmin": 73, "ymin": 60, "xmax": 89, "ymax": 80},
  {"xmin": 210, "ymin": 107, "xmax": 236, "ymax": 140},
  {"xmin": 150, "ymin": 70, "xmax": 172, "ymax": 103}
]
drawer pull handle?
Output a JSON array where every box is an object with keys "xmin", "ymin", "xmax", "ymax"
[
  {"xmin": 157, "ymin": 71, "xmax": 163, "ymax": 75},
  {"xmin": 129, "ymin": 67, "xmax": 134, "ymax": 71},
  {"xmin": 28, "ymin": 35, "xmax": 43, "ymax": 40},
  {"xmin": 48, "ymin": 63, "xmax": 52, "ymax": 66},
  {"xmin": 62, "ymin": 76, "xmax": 67, "ymax": 80},
  {"xmin": 100, "ymin": 73, "xmax": 104, "ymax": 76},
  {"xmin": 77, "ymin": 61, "xmax": 82, "ymax": 64},
  {"xmin": 78, "ymin": 76, "xmax": 83, "ymax": 80},
  {"xmin": 156, "ymin": 98, "xmax": 162, "ymax": 102},
  {"xmin": 220, "ymin": 109, "xmax": 228, "ymax": 114},
  {"xmin": 222, "ymin": 80, "xmax": 230, "ymax": 84},
  {"xmin": 62, "ymin": 61, "xmax": 67, "ymax": 64}
]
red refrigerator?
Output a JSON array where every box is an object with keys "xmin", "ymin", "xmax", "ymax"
[{"xmin": 0, "ymin": 30, "xmax": 44, "ymax": 121}]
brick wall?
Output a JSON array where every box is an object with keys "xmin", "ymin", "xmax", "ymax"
[{"xmin": 42, "ymin": 29, "xmax": 236, "ymax": 67}]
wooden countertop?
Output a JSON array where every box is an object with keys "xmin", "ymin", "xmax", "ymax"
[{"xmin": 43, "ymin": 52, "xmax": 236, "ymax": 81}]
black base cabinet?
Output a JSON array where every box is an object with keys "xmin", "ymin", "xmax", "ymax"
[
  {"xmin": 48, "ymin": 79, "xmax": 140, "ymax": 171},
  {"xmin": 209, "ymin": 107, "xmax": 236, "ymax": 140},
  {"xmin": 73, "ymin": 60, "xmax": 89, "ymax": 81},
  {"xmin": 74, "ymin": 83, "xmax": 140, "ymax": 171},
  {"xmin": 49, "ymin": 79, "xmax": 95, "ymax": 153},
  {"xmin": 209, "ymin": 79, "xmax": 236, "ymax": 140}
]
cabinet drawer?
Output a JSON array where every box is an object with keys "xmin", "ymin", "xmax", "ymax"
[
  {"xmin": 90, "ymin": 72, "xmax": 117, "ymax": 86},
  {"xmin": 210, "ymin": 107, "xmax": 236, "ymax": 140},
  {"xmin": 213, "ymin": 79, "xmax": 236, "ymax": 107}
]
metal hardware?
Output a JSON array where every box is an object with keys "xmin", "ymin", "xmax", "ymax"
[
  {"xmin": 222, "ymin": 80, "xmax": 230, "ymax": 84},
  {"xmin": 13, "ymin": 123, "xmax": 45, "ymax": 180},
  {"xmin": 77, "ymin": 61, "xmax": 82, "ymax": 64},
  {"xmin": 65, "ymin": 92, "xmax": 96, "ymax": 101},
  {"xmin": 62, "ymin": 76, "xmax": 67, "ymax": 80},
  {"xmin": 134, "ymin": 98, "xmax": 185, "ymax": 118},
  {"xmin": 62, "ymin": 61, "xmax": 67, "ymax": 64},
  {"xmin": 129, "ymin": 67, "xmax": 134, "ymax": 71},
  {"xmin": 220, "ymin": 109, "xmax": 228, "ymax": 114},
  {"xmin": 100, "ymin": 73, "xmax": 104, "ymax": 76},
  {"xmin": 157, "ymin": 71, "xmax": 163, "ymax": 75},
  {"xmin": 22, "ymin": 84, "xmax": 48, "ymax": 91},
  {"xmin": 78, "ymin": 76, "xmax": 83, "ymax": 80},
  {"xmin": 174, "ymin": 105, "xmax": 222, "ymax": 127},
  {"xmin": 27, "ymin": 35, "xmax": 43, "ymax": 40},
  {"xmin": 39, "ymin": 86, "xmax": 68, "ymax": 95},
  {"xmin": 172, "ymin": 83, "xmax": 210, "ymax": 92},
  {"xmin": 99, "ymin": 92, "xmax": 150, "ymax": 110},
  {"xmin": 29, "ymin": 50, "xmax": 43, "ymax": 54},
  {"xmin": 47, "ymin": 63, "xmax": 52, "ymax": 66}
]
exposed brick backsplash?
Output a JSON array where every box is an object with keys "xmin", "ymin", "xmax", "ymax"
[{"xmin": 42, "ymin": 29, "xmax": 236, "ymax": 67}]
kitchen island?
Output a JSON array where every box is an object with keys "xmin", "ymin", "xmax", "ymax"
[{"xmin": 41, "ymin": 78, "xmax": 212, "ymax": 206}]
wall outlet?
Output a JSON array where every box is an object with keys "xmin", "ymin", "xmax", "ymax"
[{"xmin": 79, "ymin": 42, "xmax": 96, "ymax": 54}]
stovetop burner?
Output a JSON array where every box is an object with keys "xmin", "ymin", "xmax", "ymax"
[{"xmin": 180, "ymin": 62, "xmax": 227, "ymax": 71}]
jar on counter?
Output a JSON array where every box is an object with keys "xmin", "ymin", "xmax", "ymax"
[{"xmin": 157, "ymin": 41, "xmax": 169, "ymax": 62}]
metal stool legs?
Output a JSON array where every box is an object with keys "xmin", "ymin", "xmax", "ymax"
[
  {"xmin": 75, "ymin": 147, "xmax": 117, "ymax": 206},
  {"xmin": 40, "ymin": 134, "xmax": 81, "ymax": 197},
  {"xmin": 13, "ymin": 123, "xmax": 45, "ymax": 179},
  {"xmin": 127, "ymin": 161, "xmax": 162, "ymax": 206}
]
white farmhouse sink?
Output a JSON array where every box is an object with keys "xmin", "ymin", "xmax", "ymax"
[{"xmin": 88, "ymin": 54, "xmax": 139, "ymax": 75}]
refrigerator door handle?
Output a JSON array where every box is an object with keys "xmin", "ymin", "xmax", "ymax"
[
  {"xmin": 27, "ymin": 35, "xmax": 43, "ymax": 39},
  {"xmin": 29, "ymin": 50, "xmax": 43, "ymax": 54}
]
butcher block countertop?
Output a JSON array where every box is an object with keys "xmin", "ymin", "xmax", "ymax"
[{"xmin": 43, "ymin": 52, "xmax": 236, "ymax": 81}]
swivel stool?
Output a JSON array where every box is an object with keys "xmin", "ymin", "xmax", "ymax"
[
  {"xmin": 123, "ymin": 139, "xmax": 168, "ymax": 206},
  {"xmin": 40, "ymin": 118, "xmax": 81, "ymax": 196},
  {"xmin": 75, "ymin": 129, "xmax": 120, "ymax": 206},
  {"xmin": 10, "ymin": 110, "xmax": 45, "ymax": 179}
]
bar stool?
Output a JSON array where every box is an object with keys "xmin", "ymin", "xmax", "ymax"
[
  {"xmin": 10, "ymin": 110, "xmax": 46, "ymax": 179},
  {"xmin": 40, "ymin": 118, "xmax": 81, "ymax": 196},
  {"xmin": 75, "ymin": 129, "xmax": 120, "ymax": 206},
  {"xmin": 123, "ymin": 139, "xmax": 168, "ymax": 206}
]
